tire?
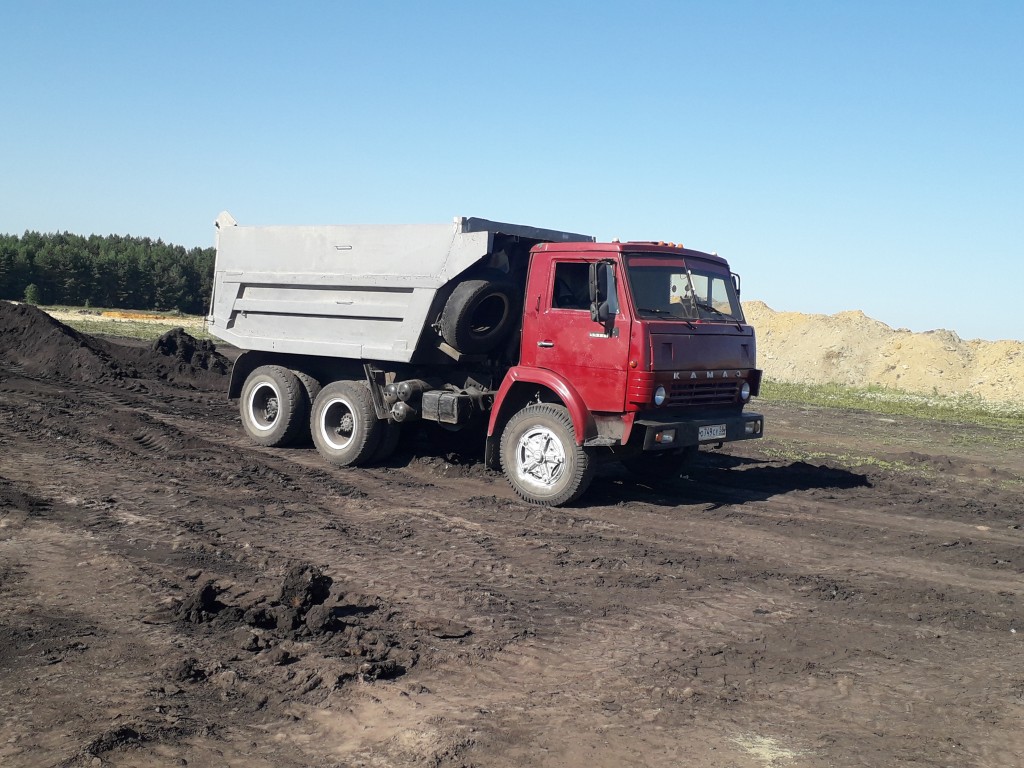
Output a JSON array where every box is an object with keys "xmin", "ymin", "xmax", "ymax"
[
  {"xmin": 294, "ymin": 371, "xmax": 322, "ymax": 406},
  {"xmin": 440, "ymin": 278, "xmax": 518, "ymax": 354},
  {"xmin": 310, "ymin": 381, "xmax": 385, "ymax": 467},
  {"xmin": 370, "ymin": 421, "xmax": 403, "ymax": 463},
  {"xmin": 622, "ymin": 447, "xmax": 697, "ymax": 483},
  {"xmin": 500, "ymin": 404, "xmax": 594, "ymax": 506},
  {"xmin": 239, "ymin": 365, "xmax": 308, "ymax": 447},
  {"xmin": 291, "ymin": 371, "xmax": 322, "ymax": 444}
]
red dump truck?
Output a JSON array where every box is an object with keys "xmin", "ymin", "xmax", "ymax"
[{"xmin": 207, "ymin": 213, "xmax": 763, "ymax": 505}]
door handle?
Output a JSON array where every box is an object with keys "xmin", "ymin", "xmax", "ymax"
[{"xmin": 537, "ymin": 340, "xmax": 554, "ymax": 348}]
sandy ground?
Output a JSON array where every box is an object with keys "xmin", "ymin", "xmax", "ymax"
[
  {"xmin": 2, "ymin": 302, "xmax": 1023, "ymax": 767},
  {"xmin": 744, "ymin": 301, "xmax": 1024, "ymax": 407}
]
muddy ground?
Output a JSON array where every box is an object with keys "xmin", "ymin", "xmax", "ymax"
[{"xmin": 1, "ymin": 302, "xmax": 1022, "ymax": 767}]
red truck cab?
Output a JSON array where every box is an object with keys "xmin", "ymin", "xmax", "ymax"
[{"xmin": 487, "ymin": 241, "xmax": 763, "ymax": 504}]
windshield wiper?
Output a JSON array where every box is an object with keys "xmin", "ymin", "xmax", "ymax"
[
  {"xmin": 637, "ymin": 307, "xmax": 696, "ymax": 328},
  {"xmin": 694, "ymin": 301, "xmax": 743, "ymax": 330}
]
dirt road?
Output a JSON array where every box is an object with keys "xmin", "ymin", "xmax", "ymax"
[{"xmin": 2, "ymin": 303, "xmax": 1022, "ymax": 767}]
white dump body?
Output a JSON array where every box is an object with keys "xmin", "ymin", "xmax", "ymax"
[{"xmin": 207, "ymin": 213, "xmax": 593, "ymax": 362}]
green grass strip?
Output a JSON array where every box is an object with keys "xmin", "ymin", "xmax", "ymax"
[{"xmin": 758, "ymin": 380, "xmax": 1024, "ymax": 427}]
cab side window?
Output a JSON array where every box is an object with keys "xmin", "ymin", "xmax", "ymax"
[{"xmin": 553, "ymin": 262, "xmax": 590, "ymax": 310}]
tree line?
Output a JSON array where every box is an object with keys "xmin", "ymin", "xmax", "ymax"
[{"xmin": 0, "ymin": 231, "xmax": 215, "ymax": 315}]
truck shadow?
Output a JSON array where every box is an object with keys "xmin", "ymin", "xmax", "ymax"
[
  {"xmin": 586, "ymin": 452, "xmax": 872, "ymax": 508},
  {"xmin": 381, "ymin": 435, "xmax": 870, "ymax": 509}
]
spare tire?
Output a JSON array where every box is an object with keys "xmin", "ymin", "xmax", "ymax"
[{"xmin": 440, "ymin": 278, "xmax": 518, "ymax": 354}]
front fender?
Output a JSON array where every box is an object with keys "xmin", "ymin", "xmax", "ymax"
[{"xmin": 488, "ymin": 366, "xmax": 593, "ymax": 446}]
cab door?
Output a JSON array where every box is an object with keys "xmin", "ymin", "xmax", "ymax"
[{"xmin": 520, "ymin": 257, "xmax": 632, "ymax": 412}]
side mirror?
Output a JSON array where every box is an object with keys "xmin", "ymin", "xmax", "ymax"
[
  {"xmin": 589, "ymin": 261, "xmax": 618, "ymax": 326},
  {"xmin": 732, "ymin": 272, "xmax": 741, "ymax": 297}
]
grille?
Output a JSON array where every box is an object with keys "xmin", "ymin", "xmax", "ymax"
[{"xmin": 668, "ymin": 380, "xmax": 739, "ymax": 407}]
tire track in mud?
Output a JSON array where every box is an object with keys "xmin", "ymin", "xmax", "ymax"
[
  {"xmin": 5, "ymin": 339, "xmax": 1024, "ymax": 766},
  {"xmin": 7, "ymin": 372, "xmax": 1022, "ymax": 644}
]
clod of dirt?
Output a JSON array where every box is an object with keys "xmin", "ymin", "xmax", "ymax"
[
  {"xmin": 303, "ymin": 603, "xmax": 340, "ymax": 633},
  {"xmin": 237, "ymin": 631, "xmax": 261, "ymax": 653},
  {"xmin": 168, "ymin": 656, "xmax": 208, "ymax": 683},
  {"xmin": 414, "ymin": 618, "xmax": 472, "ymax": 639},
  {"xmin": 242, "ymin": 605, "xmax": 277, "ymax": 629},
  {"xmin": 266, "ymin": 565, "xmax": 335, "ymax": 633},
  {"xmin": 263, "ymin": 646, "xmax": 296, "ymax": 666},
  {"xmin": 84, "ymin": 724, "xmax": 145, "ymax": 756},
  {"xmin": 358, "ymin": 658, "xmax": 405, "ymax": 680},
  {"xmin": 278, "ymin": 563, "xmax": 333, "ymax": 613},
  {"xmin": 175, "ymin": 580, "xmax": 229, "ymax": 623}
]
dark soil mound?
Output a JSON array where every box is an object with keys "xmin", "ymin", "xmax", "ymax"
[
  {"xmin": 110, "ymin": 327, "xmax": 230, "ymax": 390},
  {"xmin": 173, "ymin": 564, "xmax": 419, "ymax": 690},
  {"xmin": 152, "ymin": 327, "xmax": 229, "ymax": 375},
  {"xmin": 0, "ymin": 301, "xmax": 229, "ymax": 391},
  {"xmin": 0, "ymin": 301, "xmax": 137, "ymax": 383}
]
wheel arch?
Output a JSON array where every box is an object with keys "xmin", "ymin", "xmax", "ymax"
[
  {"xmin": 228, "ymin": 351, "xmax": 361, "ymax": 399},
  {"xmin": 485, "ymin": 367, "xmax": 594, "ymax": 468},
  {"xmin": 229, "ymin": 350, "xmax": 279, "ymax": 399}
]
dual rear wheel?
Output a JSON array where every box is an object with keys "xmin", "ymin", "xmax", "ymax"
[
  {"xmin": 310, "ymin": 380, "xmax": 391, "ymax": 466},
  {"xmin": 239, "ymin": 365, "xmax": 311, "ymax": 447},
  {"xmin": 239, "ymin": 369, "xmax": 399, "ymax": 465}
]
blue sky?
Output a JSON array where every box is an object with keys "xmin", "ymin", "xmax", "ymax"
[{"xmin": 2, "ymin": 1, "xmax": 1021, "ymax": 341}]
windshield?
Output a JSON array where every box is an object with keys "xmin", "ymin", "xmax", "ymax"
[{"xmin": 625, "ymin": 254, "xmax": 744, "ymax": 322}]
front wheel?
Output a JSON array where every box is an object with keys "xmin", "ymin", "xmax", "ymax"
[
  {"xmin": 500, "ymin": 404, "xmax": 594, "ymax": 506},
  {"xmin": 311, "ymin": 381, "xmax": 385, "ymax": 467}
]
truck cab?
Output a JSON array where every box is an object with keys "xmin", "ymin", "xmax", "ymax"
[{"xmin": 488, "ymin": 241, "xmax": 763, "ymax": 503}]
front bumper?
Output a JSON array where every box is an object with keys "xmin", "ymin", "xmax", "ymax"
[{"xmin": 634, "ymin": 411, "xmax": 764, "ymax": 451}]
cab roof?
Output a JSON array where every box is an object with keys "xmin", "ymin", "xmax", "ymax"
[{"xmin": 533, "ymin": 240, "xmax": 729, "ymax": 267}]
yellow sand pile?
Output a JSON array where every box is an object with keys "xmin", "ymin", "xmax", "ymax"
[{"xmin": 743, "ymin": 301, "xmax": 1024, "ymax": 406}]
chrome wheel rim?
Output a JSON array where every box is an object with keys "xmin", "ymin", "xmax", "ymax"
[{"xmin": 514, "ymin": 425, "xmax": 566, "ymax": 490}]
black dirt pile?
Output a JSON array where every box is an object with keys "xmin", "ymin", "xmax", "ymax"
[
  {"xmin": 0, "ymin": 301, "xmax": 137, "ymax": 384},
  {"xmin": 152, "ymin": 328, "xmax": 228, "ymax": 374},
  {"xmin": 112, "ymin": 327, "xmax": 230, "ymax": 390},
  {"xmin": 0, "ymin": 301, "xmax": 228, "ymax": 391}
]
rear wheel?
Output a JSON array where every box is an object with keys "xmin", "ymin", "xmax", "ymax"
[
  {"xmin": 294, "ymin": 371, "xmax": 322, "ymax": 407},
  {"xmin": 500, "ymin": 404, "xmax": 594, "ymax": 506},
  {"xmin": 292, "ymin": 371, "xmax": 322, "ymax": 444},
  {"xmin": 311, "ymin": 381, "xmax": 385, "ymax": 466},
  {"xmin": 239, "ymin": 365, "xmax": 308, "ymax": 447}
]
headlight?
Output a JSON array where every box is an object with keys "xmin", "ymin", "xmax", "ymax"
[
  {"xmin": 653, "ymin": 385, "xmax": 667, "ymax": 406},
  {"xmin": 740, "ymin": 381, "xmax": 751, "ymax": 401}
]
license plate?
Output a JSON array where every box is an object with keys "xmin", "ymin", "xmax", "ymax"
[{"xmin": 699, "ymin": 423, "xmax": 727, "ymax": 441}]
